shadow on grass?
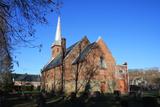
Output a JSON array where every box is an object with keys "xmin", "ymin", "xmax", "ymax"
[{"xmin": 2, "ymin": 91, "xmax": 160, "ymax": 107}]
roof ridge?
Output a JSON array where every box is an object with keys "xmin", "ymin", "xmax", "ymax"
[
  {"xmin": 42, "ymin": 36, "xmax": 90, "ymax": 72},
  {"xmin": 72, "ymin": 42, "xmax": 96, "ymax": 64},
  {"xmin": 64, "ymin": 36, "xmax": 88, "ymax": 60}
]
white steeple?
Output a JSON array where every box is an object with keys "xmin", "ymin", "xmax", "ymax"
[{"xmin": 53, "ymin": 16, "xmax": 62, "ymax": 46}]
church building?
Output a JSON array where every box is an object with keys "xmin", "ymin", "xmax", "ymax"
[{"xmin": 41, "ymin": 16, "xmax": 128, "ymax": 94}]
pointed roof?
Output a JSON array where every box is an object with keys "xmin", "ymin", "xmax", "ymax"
[
  {"xmin": 42, "ymin": 41, "xmax": 80, "ymax": 71},
  {"xmin": 42, "ymin": 36, "xmax": 90, "ymax": 72},
  {"xmin": 72, "ymin": 42, "xmax": 96, "ymax": 64},
  {"xmin": 52, "ymin": 16, "xmax": 62, "ymax": 46}
]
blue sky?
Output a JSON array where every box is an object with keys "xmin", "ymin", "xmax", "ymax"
[{"xmin": 14, "ymin": 0, "xmax": 160, "ymax": 74}]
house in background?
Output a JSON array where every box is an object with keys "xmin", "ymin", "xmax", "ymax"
[
  {"xmin": 115, "ymin": 64, "xmax": 128, "ymax": 93},
  {"xmin": 41, "ymin": 16, "xmax": 128, "ymax": 94},
  {"xmin": 12, "ymin": 73, "xmax": 40, "ymax": 91}
]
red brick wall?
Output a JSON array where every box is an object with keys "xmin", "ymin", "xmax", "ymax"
[{"xmin": 42, "ymin": 37, "xmax": 128, "ymax": 94}]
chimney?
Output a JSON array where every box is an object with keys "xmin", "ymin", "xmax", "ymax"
[
  {"xmin": 61, "ymin": 38, "xmax": 66, "ymax": 57},
  {"xmin": 123, "ymin": 62, "xmax": 127, "ymax": 65}
]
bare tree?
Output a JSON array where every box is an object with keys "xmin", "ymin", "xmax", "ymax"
[
  {"xmin": 0, "ymin": 0, "xmax": 61, "ymax": 60},
  {"xmin": 0, "ymin": 71, "xmax": 13, "ymax": 93},
  {"xmin": 0, "ymin": 0, "xmax": 61, "ymax": 92},
  {"xmin": 73, "ymin": 43, "xmax": 100, "ymax": 94},
  {"xmin": 74, "ymin": 42, "xmax": 83, "ymax": 94},
  {"xmin": 0, "ymin": 0, "xmax": 61, "ymax": 67},
  {"xmin": 60, "ymin": 38, "xmax": 66, "ymax": 94},
  {"xmin": 0, "ymin": 53, "xmax": 13, "ymax": 92},
  {"xmin": 0, "ymin": 7, "xmax": 13, "ymax": 92},
  {"xmin": 0, "ymin": 0, "xmax": 61, "ymax": 47}
]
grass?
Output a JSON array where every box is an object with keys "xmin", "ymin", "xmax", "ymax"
[
  {"xmin": 143, "ymin": 91, "xmax": 159, "ymax": 97},
  {"xmin": 14, "ymin": 91, "xmax": 40, "ymax": 94},
  {"xmin": 4, "ymin": 91, "xmax": 160, "ymax": 107}
]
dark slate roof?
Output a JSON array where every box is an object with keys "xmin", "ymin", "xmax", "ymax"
[
  {"xmin": 42, "ymin": 41, "xmax": 80, "ymax": 71},
  {"xmin": 72, "ymin": 42, "xmax": 96, "ymax": 64},
  {"xmin": 12, "ymin": 73, "xmax": 40, "ymax": 82},
  {"xmin": 66, "ymin": 41, "xmax": 80, "ymax": 55},
  {"xmin": 42, "ymin": 54, "xmax": 62, "ymax": 71}
]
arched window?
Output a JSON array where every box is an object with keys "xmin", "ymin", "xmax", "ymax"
[{"xmin": 99, "ymin": 56, "xmax": 107, "ymax": 69}]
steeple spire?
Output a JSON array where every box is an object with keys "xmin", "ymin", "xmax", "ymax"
[
  {"xmin": 53, "ymin": 16, "xmax": 62, "ymax": 46},
  {"xmin": 51, "ymin": 16, "xmax": 62, "ymax": 59}
]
